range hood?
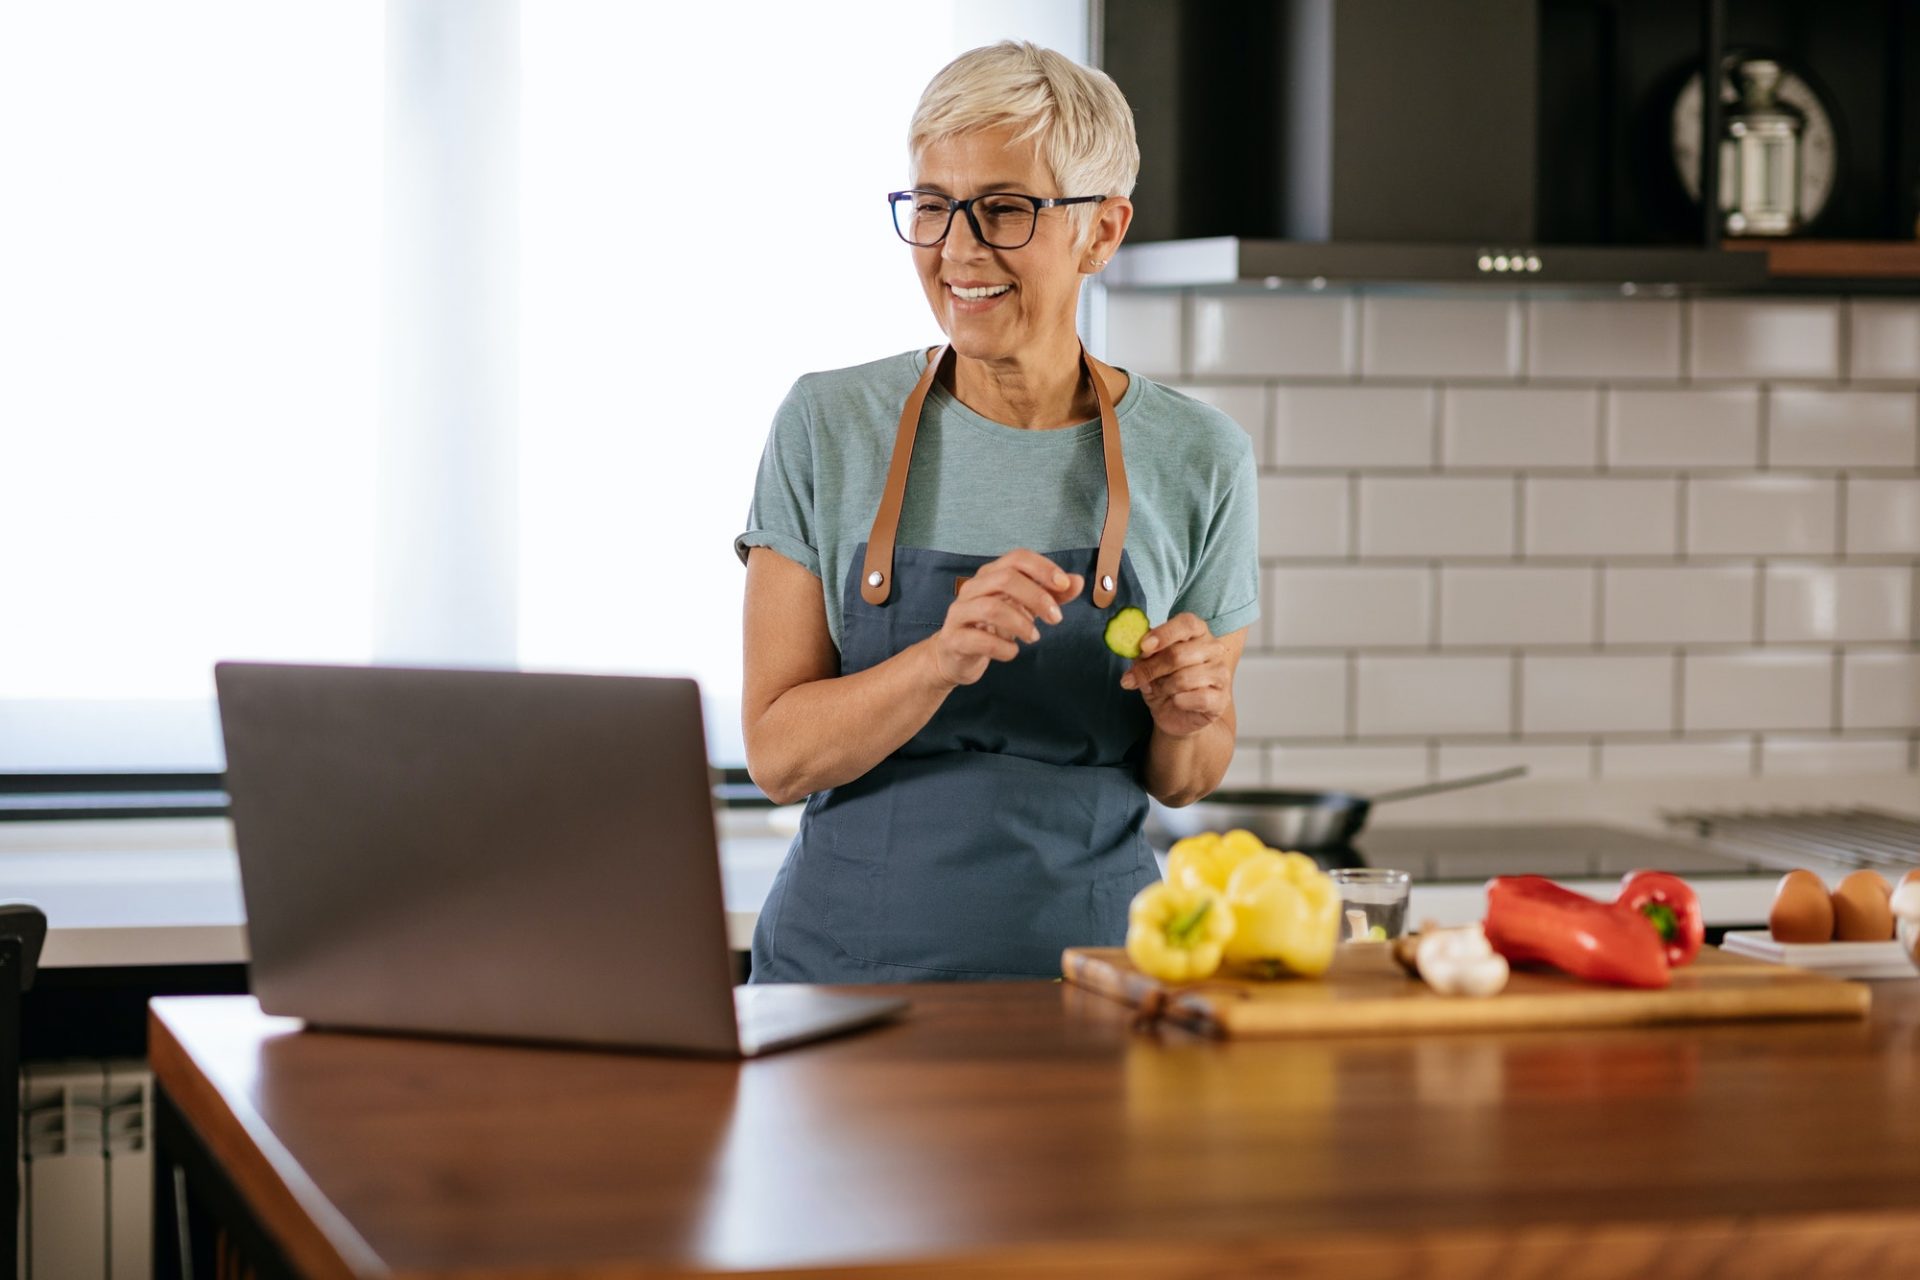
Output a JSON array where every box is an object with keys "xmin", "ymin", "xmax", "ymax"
[
  {"xmin": 1105, "ymin": 238, "xmax": 1767, "ymax": 290},
  {"xmin": 1099, "ymin": 0, "xmax": 1769, "ymax": 291}
]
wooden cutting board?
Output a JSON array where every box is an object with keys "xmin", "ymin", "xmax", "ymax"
[{"xmin": 1061, "ymin": 943, "xmax": 1871, "ymax": 1037}]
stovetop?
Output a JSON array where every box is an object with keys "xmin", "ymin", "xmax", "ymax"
[
  {"xmin": 1662, "ymin": 807, "xmax": 1920, "ymax": 876},
  {"xmin": 1330, "ymin": 823, "xmax": 1770, "ymax": 883}
]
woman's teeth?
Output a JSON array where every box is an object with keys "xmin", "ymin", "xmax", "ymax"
[{"xmin": 951, "ymin": 284, "xmax": 1011, "ymax": 300}]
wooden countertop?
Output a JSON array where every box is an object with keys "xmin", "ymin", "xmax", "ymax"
[{"xmin": 151, "ymin": 979, "xmax": 1920, "ymax": 1279}]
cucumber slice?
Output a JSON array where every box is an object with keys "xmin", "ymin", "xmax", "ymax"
[{"xmin": 1104, "ymin": 606, "xmax": 1151, "ymax": 659}]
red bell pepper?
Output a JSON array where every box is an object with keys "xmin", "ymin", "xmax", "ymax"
[
  {"xmin": 1483, "ymin": 876, "xmax": 1670, "ymax": 989},
  {"xmin": 1615, "ymin": 870, "xmax": 1705, "ymax": 968}
]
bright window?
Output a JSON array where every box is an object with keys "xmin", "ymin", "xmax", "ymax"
[{"xmin": 0, "ymin": 3, "xmax": 384, "ymax": 770}]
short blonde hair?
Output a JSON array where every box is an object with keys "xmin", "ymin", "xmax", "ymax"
[{"xmin": 908, "ymin": 41, "xmax": 1139, "ymax": 238}]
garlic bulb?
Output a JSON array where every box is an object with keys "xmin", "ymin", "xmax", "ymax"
[{"xmin": 1415, "ymin": 924, "xmax": 1510, "ymax": 998}]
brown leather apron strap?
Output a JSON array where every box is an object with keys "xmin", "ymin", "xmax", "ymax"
[
  {"xmin": 860, "ymin": 346, "xmax": 949, "ymax": 606},
  {"xmin": 1083, "ymin": 347, "xmax": 1129, "ymax": 609},
  {"xmin": 860, "ymin": 344, "xmax": 1132, "ymax": 609}
]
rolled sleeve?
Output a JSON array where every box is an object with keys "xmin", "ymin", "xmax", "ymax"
[{"xmin": 735, "ymin": 379, "xmax": 822, "ymax": 578}]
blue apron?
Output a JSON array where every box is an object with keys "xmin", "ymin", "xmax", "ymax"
[{"xmin": 750, "ymin": 345, "xmax": 1160, "ymax": 982}]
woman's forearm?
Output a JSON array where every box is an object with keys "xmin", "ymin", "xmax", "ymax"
[
  {"xmin": 1143, "ymin": 715, "xmax": 1237, "ymax": 808},
  {"xmin": 746, "ymin": 638, "xmax": 955, "ymax": 804}
]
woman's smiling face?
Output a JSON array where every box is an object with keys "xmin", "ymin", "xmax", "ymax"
[{"xmin": 909, "ymin": 125, "xmax": 1117, "ymax": 362}]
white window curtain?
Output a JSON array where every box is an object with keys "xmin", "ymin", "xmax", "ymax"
[{"xmin": 0, "ymin": 0, "xmax": 1090, "ymax": 773}]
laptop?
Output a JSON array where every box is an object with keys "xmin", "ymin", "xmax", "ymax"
[{"xmin": 213, "ymin": 660, "xmax": 905, "ymax": 1057}]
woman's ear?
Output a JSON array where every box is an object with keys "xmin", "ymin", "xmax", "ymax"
[{"xmin": 1082, "ymin": 197, "xmax": 1133, "ymax": 274}]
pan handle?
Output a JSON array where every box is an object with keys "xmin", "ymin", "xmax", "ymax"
[{"xmin": 1366, "ymin": 764, "xmax": 1529, "ymax": 807}]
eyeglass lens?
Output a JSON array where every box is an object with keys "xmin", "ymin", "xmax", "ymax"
[{"xmin": 893, "ymin": 194, "xmax": 1038, "ymax": 249}]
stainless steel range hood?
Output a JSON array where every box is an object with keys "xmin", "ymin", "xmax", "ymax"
[
  {"xmin": 1106, "ymin": 238, "xmax": 1769, "ymax": 291},
  {"xmin": 1100, "ymin": 0, "xmax": 1768, "ymax": 291}
]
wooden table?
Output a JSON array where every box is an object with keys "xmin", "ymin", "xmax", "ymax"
[{"xmin": 150, "ymin": 981, "xmax": 1920, "ymax": 1279}]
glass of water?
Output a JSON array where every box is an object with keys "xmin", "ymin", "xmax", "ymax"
[{"xmin": 1328, "ymin": 868, "xmax": 1411, "ymax": 942}]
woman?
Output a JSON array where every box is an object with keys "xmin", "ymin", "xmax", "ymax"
[{"xmin": 735, "ymin": 41, "xmax": 1258, "ymax": 982}]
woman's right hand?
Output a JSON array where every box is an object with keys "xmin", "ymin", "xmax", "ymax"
[{"xmin": 925, "ymin": 549, "xmax": 1084, "ymax": 689}]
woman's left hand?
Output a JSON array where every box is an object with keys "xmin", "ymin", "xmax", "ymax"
[{"xmin": 1118, "ymin": 613, "xmax": 1232, "ymax": 739}]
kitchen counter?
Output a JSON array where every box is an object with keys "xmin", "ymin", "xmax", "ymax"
[
  {"xmin": 11, "ymin": 769, "xmax": 1920, "ymax": 968},
  {"xmin": 0, "ymin": 817, "xmax": 790, "ymax": 968},
  {"xmin": 150, "ymin": 977, "xmax": 1920, "ymax": 1278}
]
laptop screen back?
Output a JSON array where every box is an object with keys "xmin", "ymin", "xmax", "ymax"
[{"xmin": 215, "ymin": 661, "xmax": 742, "ymax": 1054}]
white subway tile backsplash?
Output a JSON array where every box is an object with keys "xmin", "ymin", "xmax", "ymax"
[
  {"xmin": 1234, "ymin": 656, "xmax": 1349, "ymax": 738},
  {"xmin": 1688, "ymin": 299, "xmax": 1841, "ymax": 380},
  {"xmin": 1266, "ymin": 744, "xmax": 1429, "ymax": 791},
  {"xmin": 1845, "ymin": 479, "xmax": 1920, "ymax": 555},
  {"xmin": 1768, "ymin": 388, "xmax": 1918, "ymax": 469},
  {"xmin": 1760, "ymin": 736, "xmax": 1911, "ymax": 777},
  {"xmin": 1359, "ymin": 477, "xmax": 1513, "ymax": 557},
  {"xmin": 1599, "ymin": 740, "xmax": 1753, "ymax": 779},
  {"xmin": 1524, "ymin": 478, "xmax": 1678, "ymax": 557},
  {"xmin": 1101, "ymin": 291, "xmax": 1182, "ymax": 377},
  {"xmin": 1848, "ymin": 301, "xmax": 1920, "ymax": 381},
  {"xmin": 1527, "ymin": 298, "xmax": 1682, "ymax": 380},
  {"xmin": 1169, "ymin": 382, "xmax": 1270, "ymax": 466},
  {"xmin": 1267, "ymin": 567, "xmax": 1430, "ymax": 647},
  {"xmin": 1259, "ymin": 477, "xmax": 1350, "ymax": 558},
  {"xmin": 1443, "ymin": 387, "xmax": 1597, "ymax": 468},
  {"xmin": 1684, "ymin": 652, "xmax": 1833, "ymax": 732},
  {"xmin": 1439, "ymin": 567, "xmax": 1594, "ymax": 645},
  {"xmin": 1687, "ymin": 477, "xmax": 1837, "ymax": 556},
  {"xmin": 1361, "ymin": 296, "xmax": 1521, "ymax": 379},
  {"xmin": 1522, "ymin": 654, "xmax": 1675, "ymax": 734},
  {"xmin": 1842, "ymin": 652, "xmax": 1920, "ymax": 732},
  {"xmin": 1221, "ymin": 745, "xmax": 1266, "ymax": 788},
  {"xmin": 1603, "ymin": 567, "xmax": 1755, "ymax": 645},
  {"xmin": 1190, "ymin": 294, "xmax": 1354, "ymax": 377},
  {"xmin": 1354, "ymin": 655, "xmax": 1511, "ymax": 736},
  {"xmin": 1271, "ymin": 385, "xmax": 1433, "ymax": 468},
  {"xmin": 1170, "ymin": 286, "xmax": 1920, "ymax": 752},
  {"xmin": 1606, "ymin": 388, "xmax": 1760, "ymax": 469},
  {"xmin": 1764, "ymin": 566, "xmax": 1912, "ymax": 644},
  {"xmin": 1436, "ymin": 742, "xmax": 1594, "ymax": 781}
]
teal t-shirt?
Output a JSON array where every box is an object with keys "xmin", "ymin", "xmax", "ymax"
[{"xmin": 735, "ymin": 349, "xmax": 1260, "ymax": 652}]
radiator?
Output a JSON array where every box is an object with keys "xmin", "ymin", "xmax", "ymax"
[{"xmin": 17, "ymin": 1061, "xmax": 149, "ymax": 1280}]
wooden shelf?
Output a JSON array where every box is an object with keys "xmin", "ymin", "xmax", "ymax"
[{"xmin": 1722, "ymin": 239, "xmax": 1920, "ymax": 280}]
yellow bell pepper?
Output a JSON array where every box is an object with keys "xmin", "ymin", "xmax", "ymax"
[
  {"xmin": 1221, "ymin": 850, "xmax": 1341, "ymax": 978},
  {"xmin": 1125, "ymin": 882, "xmax": 1236, "ymax": 984},
  {"xmin": 1166, "ymin": 828, "xmax": 1268, "ymax": 894}
]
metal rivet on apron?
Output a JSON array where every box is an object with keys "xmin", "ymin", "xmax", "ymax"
[
  {"xmin": 868, "ymin": 570, "xmax": 884, "ymax": 588},
  {"xmin": 1101, "ymin": 574, "xmax": 1115, "ymax": 593}
]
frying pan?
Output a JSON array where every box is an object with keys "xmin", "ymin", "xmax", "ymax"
[{"xmin": 1146, "ymin": 765, "xmax": 1529, "ymax": 853}]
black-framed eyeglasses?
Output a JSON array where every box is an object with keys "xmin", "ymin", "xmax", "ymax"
[{"xmin": 887, "ymin": 190, "xmax": 1108, "ymax": 250}]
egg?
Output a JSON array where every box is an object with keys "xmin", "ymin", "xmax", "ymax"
[
  {"xmin": 1831, "ymin": 869, "xmax": 1894, "ymax": 942},
  {"xmin": 1769, "ymin": 870, "xmax": 1835, "ymax": 943}
]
